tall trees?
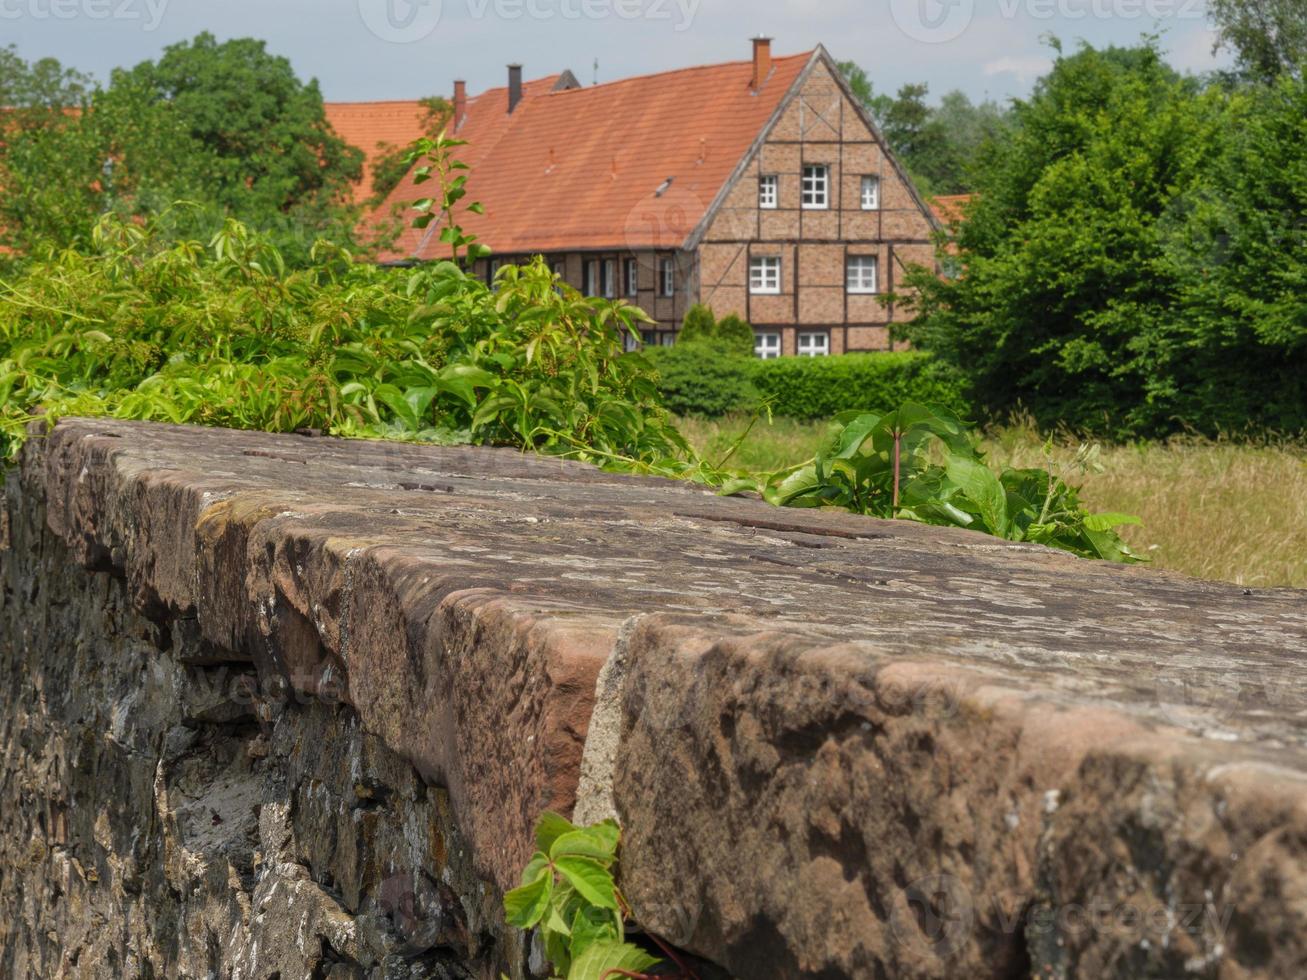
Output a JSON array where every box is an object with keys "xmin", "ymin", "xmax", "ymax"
[
  {"xmin": 898, "ymin": 42, "xmax": 1307, "ymax": 436},
  {"xmin": 1208, "ymin": 0, "xmax": 1306, "ymax": 82},
  {"xmin": 835, "ymin": 61, "xmax": 1009, "ymax": 195},
  {"xmin": 0, "ymin": 34, "xmax": 363, "ymax": 262}
]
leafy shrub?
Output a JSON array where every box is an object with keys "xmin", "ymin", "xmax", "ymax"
[
  {"xmin": 644, "ymin": 343, "xmax": 758, "ymax": 419},
  {"xmin": 749, "ymin": 352, "xmax": 970, "ymax": 420},
  {"xmin": 899, "ymin": 43, "xmax": 1307, "ymax": 437},
  {"xmin": 504, "ymin": 812, "xmax": 663, "ymax": 980},
  {"xmin": 722, "ymin": 403, "xmax": 1142, "ymax": 562},
  {"xmin": 0, "ymin": 212, "xmax": 685, "ymax": 466},
  {"xmin": 675, "ymin": 304, "xmax": 754, "ymax": 358},
  {"xmin": 714, "ymin": 314, "xmax": 755, "ymax": 358},
  {"xmin": 678, "ymin": 303, "xmax": 717, "ymax": 345}
]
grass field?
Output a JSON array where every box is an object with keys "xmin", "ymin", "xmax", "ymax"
[{"xmin": 678, "ymin": 415, "xmax": 1307, "ymax": 590}]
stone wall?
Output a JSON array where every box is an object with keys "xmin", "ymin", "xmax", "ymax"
[{"xmin": 2, "ymin": 418, "xmax": 1306, "ymax": 979}]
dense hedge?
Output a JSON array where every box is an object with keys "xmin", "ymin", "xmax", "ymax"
[
  {"xmin": 750, "ymin": 352, "xmax": 970, "ymax": 420},
  {"xmin": 644, "ymin": 343, "xmax": 759, "ymax": 418},
  {"xmin": 647, "ymin": 346, "xmax": 971, "ymax": 420}
]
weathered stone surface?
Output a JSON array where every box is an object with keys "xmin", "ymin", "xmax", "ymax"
[
  {"xmin": 0, "ymin": 456, "xmax": 504, "ymax": 977},
  {"xmin": 4, "ymin": 418, "xmax": 1307, "ymax": 979}
]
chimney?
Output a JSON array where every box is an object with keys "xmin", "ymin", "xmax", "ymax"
[
  {"xmin": 453, "ymin": 80, "xmax": 467, "ymax": 130},
  {"xmin": 751, "ymin": 37, "xmax": 773, "ymax": 92},
  {"xmin": 508, "ymin": 64, "xmax": 523, "ymax": 113}
]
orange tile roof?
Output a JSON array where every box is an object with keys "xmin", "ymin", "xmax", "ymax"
[
  {"xmin": 373, "ymin": 51, "xmax": 816, "ymax": 260},
  {"xmin": 930, "ymin": 193, "xmax": 973, "ymax": 226},
  {"xmin": 324, "ymin": 100, "xmax": 432, "ymax": 203}
]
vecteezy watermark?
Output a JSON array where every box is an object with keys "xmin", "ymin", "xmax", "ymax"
[
  {"xmin": 0, "ymin": 0, "xmax": 169, "ymax": 30},
  {"xmin": 358, "ymin": 0, "xmax": 444, "ymax": 43},
  {"xmin": 359, "ymin": 0, "xmax": 699, "ymax": 44},
  {"xmin": 890, "ymin": 0, "xmax": 976, "ymax": 45},
  {"xmin": 891, "ymin": 0, "xmax": 1204, "ymax": 44},
  {"xmin": 889, "ymin": 873, "xmax": 976, "ymax": 959},
  {"xmin": 889, "ymin": 872, "xmax": 1236, "ymax": 963}
]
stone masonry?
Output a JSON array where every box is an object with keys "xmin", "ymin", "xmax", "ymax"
[{"xmin": 2, "ymin": 418, "xmax": 1306, "ymax": 978}]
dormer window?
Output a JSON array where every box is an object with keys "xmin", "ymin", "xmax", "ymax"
[{"xmin": 801, "ymin": 164, "xmax": 829, "ymax": 210}]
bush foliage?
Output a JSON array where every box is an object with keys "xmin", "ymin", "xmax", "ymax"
[
  {"xmin": 644, "ymin": 344, "xmax": 759, "ymax": 418},
  {"xmin": 647, "ymin": 343, "xmax": 969, "ymax": 423},
  {"xmin": 900, "ymin": 43, "xmax": 1307, "ymax": 437},
  {"xmin": 750, "ymin": 351, "xmax": 971, "ymax": 421},
  {"xmin": 0, "ymin": 212, "xmax": 684, "ymax": 466},
  {"xmin": 723, "ymin": 403, "xmax": 1143, "ymax": 562}
]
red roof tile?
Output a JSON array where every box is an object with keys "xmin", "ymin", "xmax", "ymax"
[
  {"xmin": 372, "ymin": 51, "xmax": 815, "ymax": 261},
  {"xmin": 929, "ymin": 193, "xmax": 973, "ymax": 226},
  {"xmin": 324, "ymin": 101, "xmax": 432, "ymax": 203}
]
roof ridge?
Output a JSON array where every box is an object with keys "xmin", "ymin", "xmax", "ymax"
[
  {"xmin": 324, "ymin": 99, "xmax": 426, "ymax": 107},
  {"xmin": 539, "ymin": 49, "xmax": 815, "ymax": 98}
]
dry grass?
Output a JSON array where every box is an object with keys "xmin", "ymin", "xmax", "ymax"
[{"xmin": 678, "ymin": 415, "xmax": 1307, "ymax": 589}]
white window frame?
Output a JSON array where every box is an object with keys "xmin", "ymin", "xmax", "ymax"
[
  {"xmin": 623, "ymin": 329, "xmax": 641, "ymax": 353},
  {"xmin": 754, "ymin": 332, "xmax": 781, "ymax": 360},
  {"xmin": 860, "ymin": 175, "xmax": 880, "ymax": 210},
  {"xmin": 801, "ymin": 164, "xmax": 829, "ymax": 210},
  {"xmin": 846, "ymin": 255, "xmax": 878, "ymax": 294},
  {"xmin": 660, "ymin": 257, "xmax": 676, "ymax": 297},
  {"xmin": 759, "ymin": 174, "xmax": 778, "ymax": 210},
  {"xmin": 625, "ymin": 258, "xmax": 638, "ymax": 296},
  {"xmin": 798, "ymin": 331, "xmax": 830, "ymax": 357},
  {"xmin": 585, "ymin": 260, "xmax": 599, "ymax": 296},
  {"xmin": 602, "ymin": 258, "xmax": 616, "ymax": 298},
  {"xmin": 659, "ymin": 331, "xmax": 677, "ymax": 347},
  {"xmin": 749, "ymin": 256, "xmax": 782, "ymax": 295}
]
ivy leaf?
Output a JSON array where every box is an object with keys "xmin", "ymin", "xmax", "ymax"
[
  {"xmin": 550, "ymin": 828, "xmax": 617, "ymax": 865},
  {"xmin": 569, "ymin": 903, "xmax": 622, "ymax": 961},
  {"xmin": 554, "ymin": 857, "xmax": 618, "ymax": 911},
  {"xmin": 534, "ymin": 811, "xmax": 577, "ymax": 854},
  {"xmin": 504, "ymin": 871, "xmax": 553, "ymax": 929},
  {"xmin": 566, "ymin": 941, "xmax": 660, "ymax": 980}
]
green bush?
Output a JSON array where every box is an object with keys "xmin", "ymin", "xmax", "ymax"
[
  {"xmin": 645, "ymin": 343, "xmax": 758, "ymax": 418},
  {"xmin": 750, "ymin": 352, "xmax": 970, "ymax": 420},
  {"xmin": 678, "ymin": 303, "xmax": 717, "ymax": 345},
  {"xmin": 715, "ymin": 314, "xmax": 756, "ymax": 358},
  {"xmin": 0, "ymin": 212, "xmax": 685, "ymax": 465},
  {"xmin": 676, "ymin": 305, "xmax": 755, "ymax": 358},
  {"xmin": 899, "ymin": 43, "xmax": 1307, "ymax": 437}
]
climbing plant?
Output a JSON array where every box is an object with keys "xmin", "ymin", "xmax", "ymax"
[{"xmin": 504, "ymin": 812, "xmax": 702, "ymax": 980}]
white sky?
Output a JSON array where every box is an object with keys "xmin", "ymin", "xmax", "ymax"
[{"xmin": 3, "ymin": 0, "xmax": 1233, "ymax": 105}]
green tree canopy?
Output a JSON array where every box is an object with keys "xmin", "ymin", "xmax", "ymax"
[
  {"xmin": 899, "ymin": 42, "xmax": 1307, "ymax": 437},
  {"xmin": 0, "ymin": 34, "xmax": 363, "ymax": 262},
  {"xmin": 1209, "ymin": 0, "xmax": 1306, "ymax": 82},
  {"xmin": 835, "ymin": 61, "xmax": 1010, "ymax": 195}
]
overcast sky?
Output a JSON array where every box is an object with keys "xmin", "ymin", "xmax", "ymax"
[{"xmin": 6, "ymin": 0, "xmax": 1232, "ymax": 104}]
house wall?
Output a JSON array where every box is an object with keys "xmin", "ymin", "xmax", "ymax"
[
  {"xmin": 471, "ymin": 249, "xmax": 692, "ymax": 343},
  {"xmin": 696, "ymin": 57, "xmax": 937, "ymax": 356}
]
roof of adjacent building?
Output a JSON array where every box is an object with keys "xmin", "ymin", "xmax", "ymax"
[
  {"xmin": 323, "ymin": 100, "xmax": 432, "ymax": 204},
  {"xmin": 372, "ymin": 50, "xmax": 819, "ymax": 261},
  {"xmin": 929, "ymin": 194, "xmax": 974, "ymax": 226}
]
